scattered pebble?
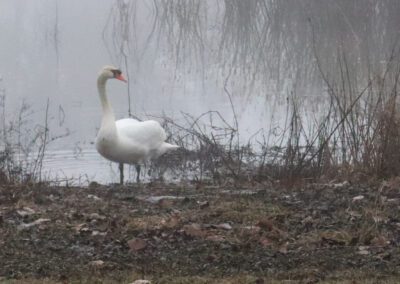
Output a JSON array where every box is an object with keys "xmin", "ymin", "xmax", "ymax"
[
  {"xmin": 352, "ymin": 195, "xmax": 364, "ymax": 202},
  {"xmin": 358, "ymin": 246, "xmax": 370, "ymax": 255},
  {"xmin": 87, "ymin": 194, "xmax": 101, "ymax": 201},
  {"xmin": 333, "ymin": 181, "xmax": 349, "ymax": 189},
  {"xmin": 216, "ymin": 223, "xmax": 232, "ymax": 230},
  {"xmin": 129, "ymin": 280, "xmax": 151, "ymax": 284}
]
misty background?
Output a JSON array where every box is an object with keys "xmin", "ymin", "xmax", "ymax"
[{"xmin": 1, "ymin": 0, "xmax": 400, "ymax": 183}]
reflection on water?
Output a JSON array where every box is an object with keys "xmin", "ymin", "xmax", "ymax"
[{"xmin": 42, "ymin": 148, "xmax": 139, "ymax": 185}]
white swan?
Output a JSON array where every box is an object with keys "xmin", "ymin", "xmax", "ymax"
[{"xmin": 95, "ymin": 65, "xmax": 179, "ymax": 184}]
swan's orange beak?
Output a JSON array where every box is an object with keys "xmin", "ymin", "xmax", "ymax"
[{"xmin": 115, "ymin": 74, "xmax": 127, "ymax": 82}]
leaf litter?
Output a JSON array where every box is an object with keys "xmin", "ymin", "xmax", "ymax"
[{"xmin": 0, "ymin": 181, "xmax": 400, "ymax": 282}]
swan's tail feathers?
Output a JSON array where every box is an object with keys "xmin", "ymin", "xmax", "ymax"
[
  {"xmin": 164, "ymin": 143, "xmax": 180, "ymax": 151},
  {"xmin": 157, "ymin": 142, "xmax": 180, "ymax": 157}
]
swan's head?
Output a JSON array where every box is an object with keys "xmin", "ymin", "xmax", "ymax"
[{"xmin": 99, "ymin": 65, "xmax": 127, "ymax": 82}]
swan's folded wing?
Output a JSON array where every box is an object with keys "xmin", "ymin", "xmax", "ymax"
[{"xmin": 116, "ymin": 119, "xmax": 167, "ymax": 150}]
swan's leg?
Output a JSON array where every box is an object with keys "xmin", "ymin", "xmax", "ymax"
[
  {"xmin": 119, "ymin": 163, "xmax": 124, "ymax": 185},
  {"xmin": 136, "ymin": 164, "xmax": 141, "ymax": 183}
]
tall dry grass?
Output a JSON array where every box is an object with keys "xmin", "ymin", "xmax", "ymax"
[{"xmin": 148, "ymin": 48, "xmax": 400, "ymax": 185}]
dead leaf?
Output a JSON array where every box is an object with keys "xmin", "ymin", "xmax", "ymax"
[
  {"xmin": 256, "ymin": 218, "xmax": 274, "ymax": 231},
  {"xmin": 301, "ymin": 216, "xmax": 313, "ymax": 224},
  {"xmin": 197, "ymin": 201, "xmax": 209, "ymax": 209},
  {"xmin": 16, "ymin": 207, "xmax": 36, "ymax": 217},
  {"xmin": 320, "ymin": 231, "xmax": 351, "ymax": 246},
  {"xmin": 183, "ymin": 223, "xmax": 205, "ymax": 238},
  {"xmin": 128, "ymin": 238, "xmax": 147, "ymax": 252},
  {"xmin": 347, "ymin": 210, "xmax": 362, "ymax": 218},
  {"xmin": 17, "ymin": 218, "xmax": 50, "ymax": 231},
  {"xmin": 278, "ymin": 242, "xmax": 288, "ymax": 254},
  {"xmin": 371, "ymin": 235, "xmax": 389, "ymax": 247},
  {"xmin": 162, "ymin": 215, "xmax": 180, "ymax": 228},
  {"xmin": 259, "ymin": 237, "xmax": 272, "ymax": 247},
  {"xmin": 158, "ymin": 199, "xmax": 174, "ymax": 208},
  {"xmin": 89, "ymin": 260, "xmax": 104, "ymax": 267},
  {"xmin": 206, "ymin": 235, "xmax": 225, "ymax": 242}
]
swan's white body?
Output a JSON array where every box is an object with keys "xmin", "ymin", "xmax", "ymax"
[{"xmin": 95, "ymin": 66, "xmax": 178, "ymax": 176}]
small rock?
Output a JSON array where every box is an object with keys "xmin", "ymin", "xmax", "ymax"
[
  {"xmin": 333, "ymin": 181, "xmax": 349, "ymax": 189},
  {"xmin": 352, "ymin": 195, "xmax": 364, "ymax": 202},
  {"xmin": 87, "ymin": 194, "xmax": 101, "ymax": 201},
  {"xmin": 358, "ymin": 246, "xmax": 370, "ymax": 255},
  {"xmin": 91, "ymin": 231, "xmax": 106, "ymax": 237},
  {"xmin": 216, "ymin": 223, "xmax": 232, "ymax": 230},
  {"xmin": 358, "ymin": 249, "xmax": 369, "ymax": 255},
  {"xmin": 88, "ymin": 213, "xmax": 106, "ymax": 220},
  {"xmin": 129, "ymin": 280, "xmax": 151, "ymax": 284},
  {"xmin": 73, "ymin": 223, "xmax": 87, "ymax": 232}
]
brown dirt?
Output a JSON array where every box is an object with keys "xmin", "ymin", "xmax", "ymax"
[{"xmin": 0, "ymin": 180, "xmax": 400, "ymax": 283}]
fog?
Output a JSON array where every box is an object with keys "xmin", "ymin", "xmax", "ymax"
[{"xmin": 1, "ymin": 0, "xmax": 399, "ymax": 183}]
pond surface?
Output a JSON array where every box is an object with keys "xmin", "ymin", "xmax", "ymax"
[{"xmin": 0, "ymin": 1, "xmax": 284, "ymax": 184}]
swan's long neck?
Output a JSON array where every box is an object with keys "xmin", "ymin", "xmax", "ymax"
[{"xmin": 97, "ymin": 75, "xmax": 116, "ymax": 133}]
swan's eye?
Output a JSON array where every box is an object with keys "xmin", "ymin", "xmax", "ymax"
[{"xmin": 111, "ymin": 69, "xmax": 122, "ymax": 77}]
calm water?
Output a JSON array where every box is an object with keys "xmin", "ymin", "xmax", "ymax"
[{"xmin": 0, "ymin": 1, "xmax": 284, "ymax": 184}]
